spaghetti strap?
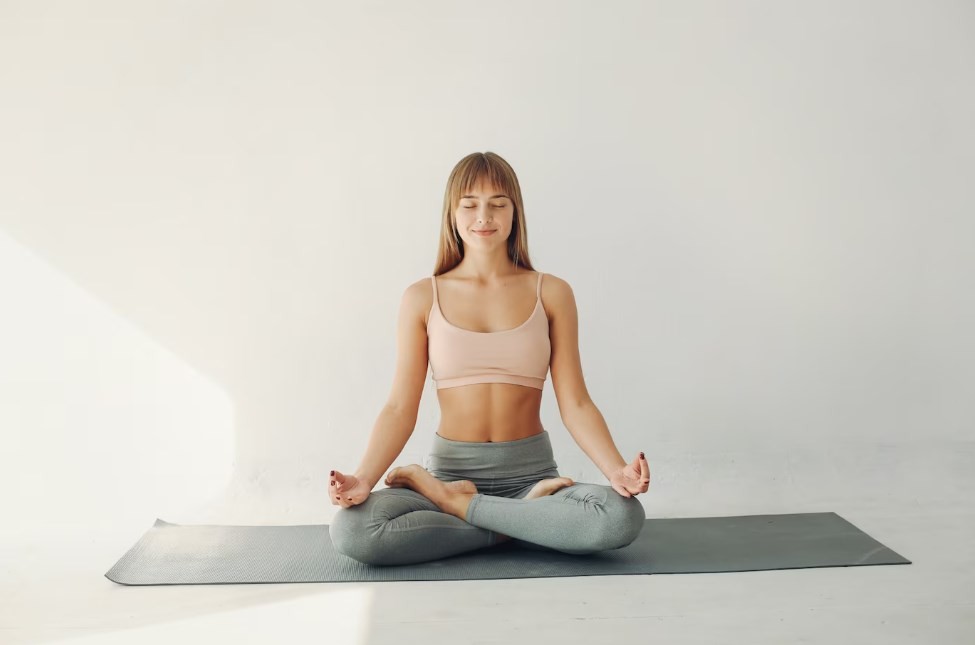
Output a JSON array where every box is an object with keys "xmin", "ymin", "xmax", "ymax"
[
  {"xmin": 427, "ymin": 276, "xmax": 439, "ymax": 327},
  {"xmin": 536, "ymin": 272, "xmax": 543, "ymax": 298}
]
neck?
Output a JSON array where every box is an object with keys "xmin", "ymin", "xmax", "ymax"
[{"xmin": 455, "ymin": 251, "xmax": 520, "ymax": 284}]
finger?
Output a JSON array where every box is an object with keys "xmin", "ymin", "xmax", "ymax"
[
  {"xmin": 629, "ymin": 452, "xmax": 641, "ymax": 470},
  {"xmin": 639, "ymin": 453, "xmax": 650, "ymax": 483},
  {"xmin": 639, "ymin": 475, "xmax": 649, "ymax": 493},
  {"xmin": 349, "ymin": 493, "xmax": 364, "ymax": 507},
  {"xmin": 612, "ymin": 482, "xmax": 632, "ymax": 498}
]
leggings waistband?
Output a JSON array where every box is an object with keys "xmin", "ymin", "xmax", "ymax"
[{"xmin": 427, "ymin": 430, "xmax": 559, "ymax": 479}]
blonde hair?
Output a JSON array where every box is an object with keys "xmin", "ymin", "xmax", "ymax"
[{"xmin": 433, "ymin": 151, "xmax": 535, "ymax": 276}]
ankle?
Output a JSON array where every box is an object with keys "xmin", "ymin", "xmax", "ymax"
[{"xmin": 443, "ymin": 491, "xmax": 475, "ymax": 521}]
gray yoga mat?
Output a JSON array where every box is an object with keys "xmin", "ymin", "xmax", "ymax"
[{"xmin": 105, "ymin": 511, "xmax": 910, "ymax": 585}]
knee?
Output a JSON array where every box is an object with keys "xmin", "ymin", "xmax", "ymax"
[
  {"xmin": 329, "ymin": 506, "xmax": 390, "ymax": 566},
  {"xmin": 577, "ymin": 485, "xmax": 646, "ymax": 553},
  {"xmin": 606, "ymin": 493, "xmax": 646, "ymax": 548}
]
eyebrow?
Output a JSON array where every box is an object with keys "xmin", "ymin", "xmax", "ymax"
[{"xmin": 461, "ymin": 194, "xmax": 509, "ymax": 200}]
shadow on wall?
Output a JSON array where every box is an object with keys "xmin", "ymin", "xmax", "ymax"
[{"xmin": 0, "ymin": 229, "xmax": 234, "ymax": 529}]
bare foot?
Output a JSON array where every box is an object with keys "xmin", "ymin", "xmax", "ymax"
[
  {"xmin": 385, "ymin": 464, "xmax": 476, "ymax": 520},
  {"xmin": 444, "ymin": 480, "xmax": 478, "ymax": 495},
  {"xmin": 524, "ymin": 476, "xmax": 574, "ymax": 500}
]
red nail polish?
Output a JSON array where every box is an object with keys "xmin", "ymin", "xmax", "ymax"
[
  {"xmin": 330, "ymin": 481, "xmax": 335, "ymax": 486},
  {"xmin": 640, "ymin": 452, "xmax": 645, "ymax": 459},
  {"xmin": 330, "ymin": 470, "xmax": 335, "ymax": 476}
]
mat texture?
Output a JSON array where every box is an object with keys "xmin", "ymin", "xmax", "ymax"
[{"xmin": 105, "ymin": 511, "xmax": 910, "ymax": 585}]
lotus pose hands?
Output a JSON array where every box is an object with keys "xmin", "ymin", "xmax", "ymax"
[
  {"xmin": 329, "ymin": 470, "xmax": 372, "ymax": 508},
  {"xmin": 608, "ymin": 452, "xmax": 651, "ymax": 498}
]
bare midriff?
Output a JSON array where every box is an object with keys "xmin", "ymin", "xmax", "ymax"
[{"xmin": 435, "ymin": 382, "xmax": 544, "ymax": 442}]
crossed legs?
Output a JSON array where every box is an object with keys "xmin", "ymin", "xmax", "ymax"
[{"xmin": 329, "ymin": 466, "xmax": 645, "ymax": 566}]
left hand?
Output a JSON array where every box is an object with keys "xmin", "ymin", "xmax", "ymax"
[{"xmin": 608, "ymin": 452, "xmax": 651, "ymax": 498}]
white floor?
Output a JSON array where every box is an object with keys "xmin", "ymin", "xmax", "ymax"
[{"xmin": 1, "ymin": 502, "xmax": 972, "ymax": 645}]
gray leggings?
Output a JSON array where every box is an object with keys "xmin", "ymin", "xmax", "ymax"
[{"xmin": 329, "ymin": 431, "xmax": 646, "ymax": 566}]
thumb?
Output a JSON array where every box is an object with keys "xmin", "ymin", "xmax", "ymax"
[
  {"xmin": 611, "ymin": 482, "xmax": 632, "ymax": 498},
  {"xmin": 333, "ymin": 470, "xmax": 346, "ymax": 491}
]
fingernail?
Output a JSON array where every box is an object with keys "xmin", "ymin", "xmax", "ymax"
[
  {"xmin": 335, "ymin": 496, "xmax": 340, "ymax": 500},
  {"xmin": 330, "ymin": 470, "xmax": 335, "ymax": 476},
  {"xmin": 330, "ymin": 481, "xmax": 334, "ymax": 486},
  {"xmin": 640, "ymin": 452, "xmax": 645, "ymax": 459},
  {"xmin": 346, "ymin": 498, "xmax": 351, "ymax": 501}
]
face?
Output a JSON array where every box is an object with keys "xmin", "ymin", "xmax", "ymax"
[{"xmin": 454, "ymin": 180, "xmax": 514, "ymax": 248}]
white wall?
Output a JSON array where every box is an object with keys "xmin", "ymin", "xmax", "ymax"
[
  {"xmin": 0, "ymin": 231, "xmax": 234, "ymax": 528},
  {"xmin": 0, "ymin": 0, "xmax": 971, "ymax": 531}
]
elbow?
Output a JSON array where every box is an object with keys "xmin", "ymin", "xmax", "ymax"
[
  {"xmin": 384, "ymin": 401, "xmax": 419, "ymax": 425},
  {"xmin": 559, "ymin": 396, "xmax": 594, "ymax": 426}
]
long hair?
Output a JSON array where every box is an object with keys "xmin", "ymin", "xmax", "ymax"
[{"xmin": 432, "ymin": 152, "xmax": 535, "ymax": 276}]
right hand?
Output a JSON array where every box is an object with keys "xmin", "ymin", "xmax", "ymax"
[{"xmin": 329, "ymin": 470, "xmax": 372, "ymax": 508}]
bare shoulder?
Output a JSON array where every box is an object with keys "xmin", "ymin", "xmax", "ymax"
[
  {"xmin": 539, "ymin": 271, "xmax": 576, "ymax": 319},
  {"xmin": 401, "ymin": 275, "xmax": 435, "ymax": 325},
  {"xmin": 383, "ymin": 276, "xmax": 434, "ymax": 415}
]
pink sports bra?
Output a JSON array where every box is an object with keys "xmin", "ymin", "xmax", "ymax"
[{"xmin": 427, "ymin": 272, "xmax": 551, "ymax": 390}]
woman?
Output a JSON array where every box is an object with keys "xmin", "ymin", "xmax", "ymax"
[{"xmin": 328, "ymin": 151, "xmax": 651, "ymax": 566}]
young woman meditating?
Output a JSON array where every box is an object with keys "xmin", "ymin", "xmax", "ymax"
[{"xmin": 328, "ymin": 151, "xmax": 650, "ymax": 566}]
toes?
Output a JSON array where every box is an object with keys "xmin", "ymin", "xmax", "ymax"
[{"xmin": 550, "ymin": 477, "xmax": 574, "ymax": 490}]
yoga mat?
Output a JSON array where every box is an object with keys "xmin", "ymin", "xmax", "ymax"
[{"xmin": 105, "ymin": 512, "xmax": 910, "ymax": 585}]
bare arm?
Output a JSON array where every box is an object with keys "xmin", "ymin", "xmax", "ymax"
[
  {"xmin": 347, "ymin": 278, "xmax": 429, "ymax": 489},
  {"xmin": 352, "ymin": 404, "xmax": 417, "ymax": 488},
  {"xmin": 547, "ymin": 274, "xmax": 650, "ymax": 496},
  {"xmin": 562, "ymin": 402, "xmax": 627, "ymax": 479}
]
